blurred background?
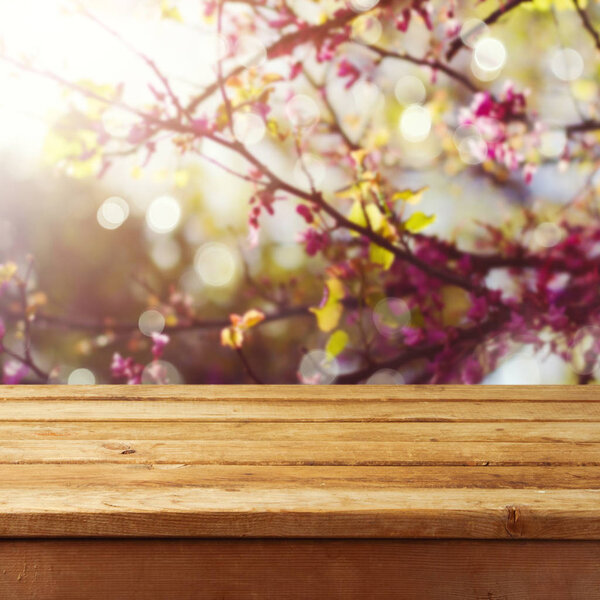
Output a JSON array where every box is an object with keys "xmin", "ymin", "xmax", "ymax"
[{"xmin": 0, "ymin": 0, "xmax": 597, "ymax": 383}]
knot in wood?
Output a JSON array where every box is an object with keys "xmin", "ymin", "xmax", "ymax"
[{"xmin": 505, "ymin": 505, "xmax": 524, "ymax": 538}]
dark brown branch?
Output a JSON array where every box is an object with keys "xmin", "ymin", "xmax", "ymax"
[
  {"xmin": 573, "ymin": 0, "xmax": 600, "ymax": 52},
  {"xmin": 236, "ymin": 347, "xmax": 265, "ymax": 383},
  {"xmin": 567, "ymin": 120, "xmax": 600, "ymax": 135},
  {"xmin": 365, "ymin": 45, "xmax": 479, "ymax": 93}
]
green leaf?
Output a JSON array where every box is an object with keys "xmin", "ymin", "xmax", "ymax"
[
  {"xmin": 326, "ymin": 330, "xmax": 349, "ymax": 357},
  {"xmin": 404, "ymin": 212, "xmax": 436, "ymax": 233},
  {"xmin": 369, "ymin": 243, "xmax": 395, "ymax": 270}
]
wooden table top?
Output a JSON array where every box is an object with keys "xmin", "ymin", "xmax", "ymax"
[{"xmin": 1, "ymin": 385, "xmax": 599, "ymax": 539}]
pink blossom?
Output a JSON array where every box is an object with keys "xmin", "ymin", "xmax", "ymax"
[
  {"xmin": 151, "ymin": 332, "xmax": 170, "ymax": 360},
  {"xmin": 337, "ymin": 59, "xmax": 361, "ymax": 89},
  {"xmin": 297, "ymin": 229, "xmax": 330, "ymax": 256},
  {"xmin": 3, "ymin": 360, "xmax": 28, "ymax": 384}
]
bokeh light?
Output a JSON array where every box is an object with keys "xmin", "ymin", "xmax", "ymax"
[
  {"xmin": 366, "ymin": 369, "xmax": 405, "ymax": 384},
  {"xmin": 533, "ymin": 222, "xmax": 563, "ymax": 248},
  {"xmin": 473, "ymin": 38, "xmax": 506, "ymax": 75},
  {"xmin": 194, "ymin": 242, "xmax": 237, "ymax": 287},
  {"xmin": 142, "ymin": 360, "xmax": 183, "ymax": 384},
  {"xmin": 67, "ymin": 368, "xmax": 96, "ymax": 385},
  {"xmin": 399, "ymin": 105, "xmax": 431, "ymax": 142},
  {"xmin": 146, "ymin": 196, "xmax": 181, "ymax": 234},
  {"xmin": 232, "ymin": 112, "xmax": 266, "ymax": 145},
  {"xmin": 285, "ymin": 95, "xmax": 320, "ymax": 129},
  {"xmin": 138, "ymin": 309, "xmax": 166, "ymax": 336},
  {"xmin": 298, "ymin": 350, "xmax": 339, "ymax": 384},
  {"xmin": 550, "ymin": 48, "xmax": 584, "ymax": 82},
  {"xmin": 349, "ymin": 0, "xmax": 380, "ymax": 12},
  {"xmin": 394, "ymin": 75, "xmax": 427, "ymax": 106},
  {"xmin": 460, "ymin": 18, "xmax": 489, "ymax": 48},
  {"xmin": 97, "ymin": 196, "xmax": 129, "ymax": 230},
  {"xmin": 373, "ymin": 298, "xmax": 411, "ymax": 338}
]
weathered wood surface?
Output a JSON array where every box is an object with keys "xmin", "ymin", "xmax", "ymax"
[
  {"xmin": 1, "ymin": 539, "xmax": 599, "ymax": 600},
  {"xmin": 0, "ymin": 385, "xmax": 599, "ymax": 539}
]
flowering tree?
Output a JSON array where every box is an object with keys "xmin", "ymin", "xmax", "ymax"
[{"xmin": 0, "ymin": 0, "xmax": 600, "ymax": 384}]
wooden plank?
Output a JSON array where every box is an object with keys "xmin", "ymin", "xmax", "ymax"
[
  {"xmin": 2, "ymin": 420, "xmax": 599, "ymax": 442},
  {"xmin": 2, "ymin": 384, "xmax": 600, "ymax": 401},
  {"xmin": 1, "ymin": 488, "xmax": 600, "ymax": 538},
  {"xmin": 1, "ymin": 464, "xmax": 599, "ymax": 490},
  {"xmin": 0, "ymin": 539, "xmax": 599, "ymax": 600},
  {"xmin": 0, "ymin": 400, "xmax": 598, "ymax": 421},
  {"xmin": 1, "ymin": 439, "xmax": 600, "ymax": 465}
]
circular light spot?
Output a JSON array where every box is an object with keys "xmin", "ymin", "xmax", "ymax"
[
  {"xmin": 67, "ymin": 368, "xmax": 96, "ymax": 385},
  {"xmin": 232, "ymin": 112, "xmax": 266, "ymax": 145},
  {"xmin": 142, "ymin": 360, "xmax": 183, "ymax": 384},
  {"xmin": 138, "ymin": 309, "xmax": 166, "ymax": 337},
  {"xmin": 350, "ymin": 0, "xmax": 379, "ymax": 11},
  {"xmin": 373, "ymin": 298, "xmax": 411, "ymax": 338},
  {"xmin": 500, "ymin": 356, "xmax": 542, "ymax": 384},
  {"xmin": 273, "ymin": 245, "xmax": 305, "ymax": 270},
  {"xmin": 101, "ymin": 108, "xmax": 133, "ymax": 138},
  {"xmin": 285, "ymin": 95, "xmax": 320, "ymax": 129},
  {"xmin": 399, "ymin": 104, "xmax": 431, "ymax": 142},
  {"xmin": 97, "ymin": 196, "xmax": 129, "ymax": 230},
  {"xmin": 457, "ymin": 136, "xmax": 488, "ymax": 165},
  {"xmin": 533, "ymin": 222, "xmax": 563, "ymax": 248},
  {"xmin": 366, "ymin": 369, "xmax": 405, "ymax": 384},
  {"xmin": 298, "ymin": 350, "xmax": 339, "ymax": 384},
  {"xmin": 540, "ymin": 130, "xmax": 567, "ymax": 158},
  {"xmin": 146, "ymin": 195, "xmax": 181, "ymax": 234},
  {"xmin": 352, "ymin": 80, "xmax": 382, "ymax": 113},
  {"xmin": 234, "ymin": 35, "xmax": 267, "ymax": 68},
  {"xmin": 473, "ymin": 38, "xmax": 506, "ymax": 72},
  {"xmin": 351, "ymin": 15, "xmax": 382, "ymax": 44},
  {"xmin": 459, "ymin": 18, "xmax": 489, "ymax": 48},
  {"xmin": 550, "ymin": 48, "xmax": 583, "ymax": 82},
  {"xmin": 570, "ymin": 326, "xmax": 600, "ymax": 375},
  {"xmin": 151, "ymin": 237, "xmax": 181, "ymax": 270},
  {"xmin": 194, "ymin": 242, "xmax": 236, "ymax": 287},
  {"xmin": 394, "ymin": 75, "xmax": 427, "ymax": 105},
  {"xmin": 293, "ymin": 154, "xmax": 327, "ymax": 189}
]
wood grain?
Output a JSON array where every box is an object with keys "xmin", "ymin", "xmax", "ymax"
[
  {"xmin": 0, "ymin": 400, "xmax": 598, "ymax": 421},
  {"xmin": 1, "ymin": 420, "xmax": 598, "ymax": 441},
  {"xmin": 2, "ymin": 384, "xmax": 600, "ymax": 401},
  {"xmin": 2, "ymin": 439, "xmax": 600, "ymax": 465},
  {"xmin": 1, "ymin": 539, "xmax": 599, "ymax": 600},
  {"xmin": 0, "ymin": 386, "xmax": 598, "ymax": 539}
]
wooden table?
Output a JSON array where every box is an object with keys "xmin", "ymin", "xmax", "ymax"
[{"xmin": 0, "ymin": 385, "xmax": 599, "ymax": 599}]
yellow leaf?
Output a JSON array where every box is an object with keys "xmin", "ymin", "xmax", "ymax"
[
  {"xmin": 350, "ymin": 148, "xmax": 369, "ymax": 167},
  {"xmin": 220, "ymin": 326, "xmax": 244, "ymax": 349},
  {"xmin": 404, "ymin": 212, "xmax": 436, "ymax": 233},
  {"xmin": 240, "ymin": 309, "xmax": 266, "ymax": 329},
  {"xmin": 310, "ymin": 278, "xmax": 344, "ymax": 332},
  {"xmin": 348, "ymin": 200, "xmax": 385, "ymax": 231},
  {"xmin": 0, "ymin": 262, "xmax": 17, "ymax": 284},
  {"xmin": 369, "ymin": 243, "xmax": 395, "ymax": 270},
  {"xmin": 161, "ymin": 1, "xmax": 183, "ymax": 21},
  {"xmin": 392, "ymin": 186, "xmax": 428, "ymax": 205},
  {"xmin": 325, "ymin": 330, "xmax": 349, "ymax": 357},
  {"xmin": 262, "ymin": 73, "xmax": 283, "ymax": 84},
  {"xmin": 174, "ymin": 169, "xmax": 190, "ymax": 188}
]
